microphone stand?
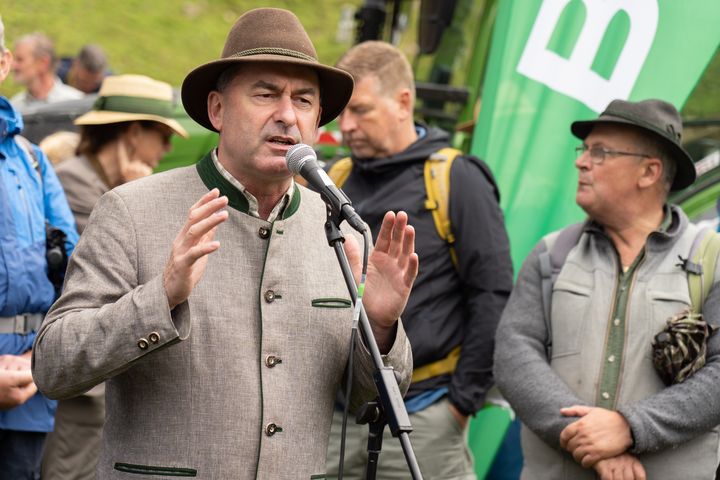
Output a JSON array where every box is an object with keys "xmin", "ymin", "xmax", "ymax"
[{"xmin": 324, "ymin": 207, "xmax": 423, "ymax": 480}]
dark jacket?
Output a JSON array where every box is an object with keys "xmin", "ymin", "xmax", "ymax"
[{"xmin": 339, "ymin": 125, "xmax": 513, "ymax": 415}]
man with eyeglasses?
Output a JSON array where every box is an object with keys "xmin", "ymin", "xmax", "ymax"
[{"xmin": 494, "ymin": 99, "xmax": 720, "ymax": 479}]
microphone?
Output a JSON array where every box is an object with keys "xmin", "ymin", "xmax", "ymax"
[{"xmin": 286, "ymin": 144, "xmax": 366, "ymax": 233}]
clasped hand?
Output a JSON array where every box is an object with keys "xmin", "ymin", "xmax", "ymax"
[{"xmin": 560, "ymin": 405, "xmax": 642, "ymax": 479}]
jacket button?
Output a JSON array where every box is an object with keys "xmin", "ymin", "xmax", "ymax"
[
  {"xmin": 265, "ymin": 422, "xmax": 282, "ymax": 436},
  {"xmin": 264, "ymin": 290, "xmax": 275, "ymax": 303},
  {"xmin": 258, "ymin": 227, "xmax": 270, "ymax": 239},
  {"xmin": 138, "ymin": 338, "xmax": 149, "ymax": 350},
  {"xmin": 265, "ymin": 355, "xmax": 282, "ymax": 368},
  {"xmin": 148, "ymin": 332, "xmax": 160, "ymax": 344}
]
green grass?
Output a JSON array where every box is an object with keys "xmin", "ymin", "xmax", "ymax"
[
  {"xmin": 0, "ymin": 0, "xmax": 364, "ymax": 98},
  {"xmin": 1, "ymin": 0, "xmax": 717, "ymax": 121}
]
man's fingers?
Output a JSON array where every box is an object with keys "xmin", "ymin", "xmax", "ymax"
[
  {"xmin": 8, "ymin": 370, "xmax": 34, "ymax": 386},
  {"xmin": 559, "ymin": 423, "xmax": 576, "ymax": 449},
  {"xmin": 564, "ymin": 434, "xmax": 581, "ymax": 454},
  {"xmin": 179, "ymin": 189, "xmax": 225, "ymax": 232},
  {"xmin": 387, "ymin": 211, "xmax": 408, "ymax": 258},
  {"xmin": 190, "ymin": 188, "xmax": 221, "ymax": 211},
  {"xmin": 581, "ymin": 451, "xmax": 600, "ymax": 468},
  {"xmin": 561, "ymin": 405, "xmax": 592, "ymax": 417},
  {"xmin": 184, "ymin": 239, "xmax": 221, "ymax": 264},
  {"xmin": 373, "ymin": 211, "xmax": 396, "ymax": 253},
  {"xmin": 632, "ymin": 460, "xmax": 646, "ymax": 480},
  {"xmin": 403, "ymin": 253, "xmax": 419, "ymax": 287},
  {"xmin": 181, "ymin": 209, "xmax": 228, "ymax": 249}
]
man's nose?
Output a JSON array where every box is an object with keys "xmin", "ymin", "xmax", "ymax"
[
  {"xmin": 575, "ymin": 150, "xmax": 591, "ymax": 170},
  {"xmin": 338, "ymin": 112, "xmax": 355, "ymax": 134},
  {"xmin": 273, "ymin": 95, "xmax": 297, "ymax": 126}
]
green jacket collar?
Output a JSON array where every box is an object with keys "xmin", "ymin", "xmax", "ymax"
[{"xmin": 195, "ymin": 151, "xmax": 301, "ymax": 219}]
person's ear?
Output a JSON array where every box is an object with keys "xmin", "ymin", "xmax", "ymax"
[
  {"xmin": 638, "ymin": 157, "xmax": 663, "ymax": 189},
  {"xmin": 395, "ymin": 88, "xmax": 413, "ymax": 122},
  {"xmin": 208, "ymin": 91, "xmax": 223, "ymax": 131},
  {"xmin": 0, "ymin": 50, "xmax": 13, "ymax": 83}
]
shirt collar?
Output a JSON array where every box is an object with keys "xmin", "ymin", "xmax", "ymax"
[{"xmin": 195, "ymin": 149, "xmax": 301, "ymax": 220}]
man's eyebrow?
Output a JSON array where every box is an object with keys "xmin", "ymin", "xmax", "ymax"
[
  {"xmin": 251, "ymin": 80, "xmax": 317, "ymax": 97},
  {"xmin": 251, "ymin": 80, "xmax": 281, "ymax": 92}
]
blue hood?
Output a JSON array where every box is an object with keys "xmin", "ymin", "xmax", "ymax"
[{"xmin": 0, "ymin": 96, "xmax": 23, "ymax": 140}]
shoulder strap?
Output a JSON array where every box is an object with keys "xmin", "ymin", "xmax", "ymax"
[
  {"xmin": 538, "ymin": 222, "xmax": 585, "ymax": 358},
  {"xmin": 15, "ymin": 135, "xmax": 42, "ymax": 181},
  {"xmin": 424, "ymin": 147, "xmax": 462, "ymax": 269},
  {"xmin": 326, "ymin": 157, "xmax": 353, "ymax": 189},
  {"xmin": 686, "ymin": 228, "xmax": 720, "ymax": 315}
]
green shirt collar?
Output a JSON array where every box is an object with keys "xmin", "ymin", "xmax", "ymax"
[{"xmin": 195, "ymin": 150, "xmax": 301, "ymax": 219}]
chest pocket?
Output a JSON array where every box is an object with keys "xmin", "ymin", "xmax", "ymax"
[
  {"xmin": 647, "ymin": 274, "xmax": 692, "ymax": 351},
  {"xmin": 550, "ymin": 279, "xmax": 593, "ymax": 358}
]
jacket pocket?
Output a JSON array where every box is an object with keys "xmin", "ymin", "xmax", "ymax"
[
  {"xmin": 550, "ymin": 279, "xmax": 592, "ymax": 358},
  {"xmin": 647, "ymin": 287, "xmax": 692, "ymax": 357},
  {"xmin": 311, "ymin": 297, "xmax": 352, "ymax": 308},
  {"xmin": 114, "ymin": 463, "xmax": 197, "ymax": 477}
]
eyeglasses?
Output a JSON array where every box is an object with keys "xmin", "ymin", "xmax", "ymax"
[{"xmin": 575, "ymin": 145, "xmax": 651, "ymax": 165}]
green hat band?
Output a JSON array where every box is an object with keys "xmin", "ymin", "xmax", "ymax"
[{"xmin": 93, "ymin": 95, "xmax": 173, "ymax": 118}]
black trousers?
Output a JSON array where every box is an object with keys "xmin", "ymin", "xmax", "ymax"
[{"xmin": 0, "ymin": 429, "xmax": 47, "ymax": 480}]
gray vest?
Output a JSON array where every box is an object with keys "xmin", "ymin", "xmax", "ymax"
[{"xmin": 522, "ymin": 217, "xmax": 720, "ymax": 480}]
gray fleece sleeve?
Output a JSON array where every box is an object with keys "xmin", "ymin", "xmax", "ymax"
[{"xmin": 493, "ymin": 243, "xmax": 587, "ymax": 448}]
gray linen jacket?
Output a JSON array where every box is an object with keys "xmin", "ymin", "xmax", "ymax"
[{"xmin": 33, "ymin": 155, "xmax": 412, "ymax": 479}]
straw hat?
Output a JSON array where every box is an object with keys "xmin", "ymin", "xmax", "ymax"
[
  {"xmin": 571, "ymin": 99, "xmax": 694, "ymax": 191},
  {"xmin": 74, "ymin": 74, "xmax": 188, "ymax": 138},
  {"xmin": 181, "ymin": 8, "xmax": 354, "ymax": 132}
]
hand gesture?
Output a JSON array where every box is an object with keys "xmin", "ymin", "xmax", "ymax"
[
  {"xmin": 117, "ymin": 140, "xmax": 153, "ymax": 183},
  {"xmin": 560, "ymin": 405, "xmax": 634, "ymax": 467},
  {"xmin": 0, "ymin": 354, "xmax": 37, "ymax": 409},
  {"xmin": 593, "ymin": 453, "xmax": 646, "ymax": 480},
  {"xmin": 163, "ymin": 189, "xmax": 229, "ymax": 309},
  {"xmin": 344, "ymin": 211, "xmax": 418, "ymax": 351}
]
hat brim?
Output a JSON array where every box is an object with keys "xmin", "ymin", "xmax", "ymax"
[
  {"xmin": 74, "ymin": 111, "xmax": 189, "ymax": 138},
  {"xmin": 571, "ymin": 116, "xmax": 695, "ymax": 191},
  {"xmin": 181, "ymin": 55, "xmax": 354, "ymax": 132}
]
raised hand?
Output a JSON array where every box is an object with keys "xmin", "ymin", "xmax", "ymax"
[
  {"xmin": 163, "ymin": 189, "xmax": 229, "ymax": 309},
  {"xmin": 345, "ymin": 211, "xmax": 418, "ymax": 352},
  {"xmin": 560, "ymin": 405, "xmax": 634, "ymax": 467}
]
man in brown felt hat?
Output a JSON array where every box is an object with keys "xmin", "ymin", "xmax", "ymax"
[
  {"xmin": 32, "ymin": 8, "xmax": 416, "ymax": 479},
  {"xmin": 494, "ymin": 98, "xmax": 720, "ymax": 479}
]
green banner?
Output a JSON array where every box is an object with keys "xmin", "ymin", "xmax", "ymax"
[{"xmin": 471, "ymin": 0, "xmax": 720, "ymax": 268}]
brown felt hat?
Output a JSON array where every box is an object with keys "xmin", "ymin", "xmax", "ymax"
[
  {"xmin": 181, "ymin": 8, "xmax": 354, "ymax": 131},
  {"xmin": 571, "ymin": 99, "xmax": 695, "ymax": 191}
]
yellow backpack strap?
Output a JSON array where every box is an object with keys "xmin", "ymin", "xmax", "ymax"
[
  {"xmin": 326, "ymin": 157, "xmax": 353, "ymax": 189},
  {"xmin": 687, "ymin": 228, "xmax": 720, "ymax": 315},
  {"xmin": 424, "ymin": 147, "xmax": 462, "ymax": 269},
  {"xmin": 411, "ymin": 345, "xmax": 462, "ymax": 384}
]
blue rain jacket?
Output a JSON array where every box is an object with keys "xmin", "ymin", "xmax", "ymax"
[{"xmin": 0, "ymin": 96, "xmax": 78, "ymax": 431}]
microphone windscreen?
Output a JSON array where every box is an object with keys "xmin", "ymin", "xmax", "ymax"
[{"xmin": 286, "ymin": 144, "xmax": 316, "ymax": 174}]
